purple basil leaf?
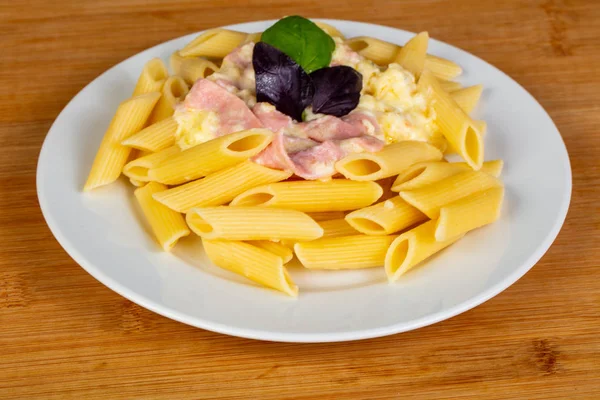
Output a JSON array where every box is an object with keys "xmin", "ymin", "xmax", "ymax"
[
  {"xmin": 310, "ymin": 66, "xmax": 363, "ymax": 117},
  {"xmin": 253, "ymin": 42, "xmax": 314, "ymax": 121}
]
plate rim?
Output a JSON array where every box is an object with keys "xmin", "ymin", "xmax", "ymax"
[{"xmin": 36, "ymin": 19, "xmax": 572, "ymax": 342}]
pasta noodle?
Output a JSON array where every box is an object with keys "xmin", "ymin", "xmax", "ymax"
[
  {"xmin": 178, "ymin": 58, "xmax": 219, "ymax": 85},
  {"xmin": 153, "ymin": 161, "xmax": 292, "ymax": 213},
  {"xmin": 132, "ymin": 58, "xmax": 168, "ymax": 96},
  {"xmin": 148, "ymin": 129, "xmax": 273, "ymax": 185},
  {"xmin": 451, "ymin": 85, "xmax": 483, "ymax": 114},
  {"xmin": 319, "ymin": 218, "xmax": 359, "ymax": 238},
  {"xmin": 385, "ymin": 220, "xmax": 464, "ymax": 282},
  {"xmin": 335, "ymin": 141, "xmax": 443, "ymax": 181},
  {"xmin": 180, "ymin": 29, "xmax": 249, "ymax": 58},
  {"xmin": 122, "ymin": 145, "xmax": 180, "ymax": 182},
  {"xmin": 315, "ymin": 21, "xmax": 345, "ymax": 39},
  {"xmin": 439, "ymin": 80, "xmax": 463, "ymax": 93},
  {"xmin": 84, "ymin": 92, "xmax": 161, "ymax": 191},
  {"xmin": 306, "ymin": 211, "xmax": 346, "ymax": 221},
  {"xmin": 345, "ymin": 196, "xmax": 427, "ymax": 235},
  {"xmin": 399, "ymin": 170, "xmax": 502, "ymax": 219},
  {"xmin": 134, "ymin": 182, "xmax": 190, "ymax": 251},
  {"xmin": 418, "ymin": 70, "xmax": 484, "ymax": 169},
  {"xmin": 435, "ymin": 186, "xmax": 504, "ymax": 241},
  {"xmin": 453, "ymin": 159, "xmax": 503, "ymax": 177},
  {"xmin": 294, "ymin": 235, "xmax": 396, "ymax": 270},
  {"xmin": 248, "ymin": 240, "xmax": 293, "ymax": 264},
  {"xmin": 395, "ymin": 31, "xmax": 429, "ymax": 77},
  {"xmin": 186, "ymin": 206, "xmax": 323, "ymax": 241},
  {"xmin": 244, "ymin": 32, "xmax": 262, "ymax": 43},
  {"xmin": 202, "ymin": 239, "xmax": 298, "ymax": 296},
  {"xmin": 122, "ymin": 116, "xmax": 178, "ymax": 152},
  {"xmin": 148, "ymin": 76, "xmax": 189, "ymax": 124},
  {"xmin": 230, "ymin": 180, "xmax": 383, "ymax": 212},
  {"xmin": 392, "ymin": 161, "xmax": 469, "ymax": 191}
]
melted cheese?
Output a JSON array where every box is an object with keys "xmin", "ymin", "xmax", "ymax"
[{"xmin": 173, "ymin": 107, "xmax": 220, "ymax": 150}]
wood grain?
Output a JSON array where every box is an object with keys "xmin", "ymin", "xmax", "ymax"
[{"xmin": 1, "ymin": 0, "xmax": 599, "ymax": 398}]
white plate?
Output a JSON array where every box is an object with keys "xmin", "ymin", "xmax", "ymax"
[{"xmin": 37, "ymin": 20, "xmax": 571, "ymax": 342}]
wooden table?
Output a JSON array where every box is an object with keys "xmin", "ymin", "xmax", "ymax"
[{"xmin": 1, "ymin": 0, "xmax": 599, "ymax": 398}]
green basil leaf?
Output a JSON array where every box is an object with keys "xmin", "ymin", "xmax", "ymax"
[{"xmin": 261, "ymin": 16, "xmax": 335, "ymax": 73}]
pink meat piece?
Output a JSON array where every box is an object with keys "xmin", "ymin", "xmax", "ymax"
[
  {"xmin": 222, "ymin": 42, "xmax": 254, "ymax": 70},
  {"xmin": 342, "ymin": 111, "xmax": 381, "ymax": 138},
  {"xmin": 252, "ymin": 103, "xmax": 293, "ymax": 133},
  {"xmin": 184, "ymin": 79, "xmax": 263, "ymax": 134},
  {"xmin": 253, "ymin": 133, "xmax": 317, "ymax": 171},
  {"xmin": 289, "ymin": 141, "xmax": 347, "ymax": 180},
  {"xmin": 335, "ymin": 135, "xmax": 385, "ymax": 153},
  {"xmin": 297, "ymin": 115, "xmax": 362, "ymax": 141}
]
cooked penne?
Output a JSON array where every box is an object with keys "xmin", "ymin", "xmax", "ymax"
[
  {"xmin": 132, "ymin": 58, "xmax": 168, "ymax": 96},
  {"xmin": 122, "ymin": 116, "xmax": 178, "ymax": 152},
  {"xmin": 129, "ymin": 178, "xmax": 145, "ymax": 187},
  {"xmin": 180, "ymin": 29, "xmax": 248, "ymax": 58},
  {"xmin": 178, "ymin": 58, "xmax": 219, "ymax": 85},
  {"xmin": 230, "ymin": 180, "xmax": 383, "ymax": 212},
  {"xmin": 439, "ymin": 80, "xmax": 463, "ymax": 93},
  {"xmin": 294, "ymin": 235, "xmax": 396, "ymax": 270},
  {"xmin": 203, "ymin": 239, "xmax": 298, "ymax": 296},
  {"xmin": 418, "ymin": 70, "xmax": 484, "ymax": 169},
  {"xmin": 169, "ymin": 50, "xmax": 194, "ymax": 75},
  {"xmin": 399, "ymin": 170, "xmax": 501, "ymax": 219},
  {"xmin": 435, "ymin": 186, "xmax": 504, "ymax": 241},
  {"xmin": 345, "ymin": 196, "xmax": 427, "ymax": 235},
  {"xmin": 473, "ymin": 120, "xmax": 487, "ymax": 136},
  {"xmin": 186, "ymin": 207, "xmax": 323, "ymax": 241},
  {"xmin": 385, "ymin": 220, "xmax": 464, "ymax": 282},
  {"xmin": 122, "ymin": 145, "xmax": 180, "ymax": 182},
  {"xmin": 134, "ymin": 182, "xmax": 190, "ymax": 251},
  {"xmin": 315, "ymin": 21, "xmax": 345, "ymax": 39},
  {"xmin": 451, "ymin": 85, "xmax": 483, "ymax": 114},
  {"xmin": 148, "ymin": 76, "xmax": 189, "ymax": 124},
  {"xmin": 395, "ymin": 31, "xmax": 429, "ymax": 77},
  {"xmin": 84, "ymin": 92, "xmax": 161, "ymax": 191},
  {"xmin": 307, "ymin": 211, "xmax": 346, "ymax": 221},
  {"xmin": 244, "ymin": 32, "xmax": 262, "ymax": 43},
  {"xmin": 153, "ymin": 161, "xmax": 292, "ymax": 213},
  {"xmin": 335, "ymin": 141, "xmax": 443, "ymax": 181},
  {"xmin": 453, "ymin": 159, "xmax": 504, "ymax": 177},
  {"xmin": 319, "ymin": 218, "xmax": 359, "ymax": 238},
  {"xmin": 248, "ymin": 240, "xmax": 294, "ymax": 264},
  {"xmin": 148, "ymin": 129, "xmax": 273, "ymax": 185},
  {"xmin": 345, "ymin": 36, "xmax": 462, "ymax": 80},
  {"xmin": 391, "ymin": 161, "xmax": 468, "ymax": 191}
]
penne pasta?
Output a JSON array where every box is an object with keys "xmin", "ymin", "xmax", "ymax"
[
  {"xmin": 345, "ymin": 36, "xmax": 462, "ymax": 80},
  {"xmin": 84, "ymin": 92, "xmax": 161, "ymax": 191},
  {"xmin": 399, "ymin": 170, "xmax": 501, "ymax": 219},
  {"xmin": 395, "ymin": 31, "xmax": 429, "ymax": 77},
  {"xmin": 244, "ymin": 32, "xmax": 262, "ymax": 43},
  {"xmin": 180, "ymin": 29, "xmax": 248, "ymax": 58},
  {"xmin": 134, "ymin": 182, "xmax": 190, "ymax": 251},
  {"xmin": 439, "ymin": 80, "xmax": 463, "ymax": 93},
  {"xmin": 307, "ymin": 211, "xmax": 346, "ymax": 221},
  {"xmin": 130, "ymin": 178, "xmax": 145, "ymax": 187},
  {"xmin": 385, "ymin": 220, "xmax": 464, "ymax": 282},
  {"xmin": 186, "ymin": 206, "xmax": 323, "ymax": 241},
  {"xmin": 314, "ymin": 21, "xmax": 345, "ymax": 39},
  {"xmin": 230, "ymin": 180, "xmax": 383, "ymax": 212},
  {"xmin": 345, "ymin": 196, "xmax": 427, "ymax": 235},
  {"xmin": 294, "ymin": 235, "xmax": 396, "ymax": 270},
  {"xmin": 418, "ymin": 70, "xmax": 484, "ymax": 169},
  {"xmin": 391, "ymin": 161, "xmax": 468, "ymax": 191},
  {"xmin": 435, "ymin": 186, "xmax": 504, "ymax": 241},
  {"xmin": 153, "ymin": 161, "xmax": 292, "ymax": 213},
  {"xmin": 178, "ymin": 57, "xmax": 219, "ymax": 85},
  {"xmin": 203, "ymin": 239, "xmax": 298, "ymax": 296},
  {"xmin": 248, "ymin": 240, "xmax": 294, "ymax": 264},
  {"xmin": 169, "ymin": 50, "xmax": 194, "ymax": 75},
  {"xmin": 148, "ymin": 76, "xmax": 189, "ymax": 124},
  {"xmin": 148, "ymin": 129, "xmax": 273, "ymax": 185},
  {"xmin": 122, "ymin": 145, "xmax": 180, "ymax": 182},
  {"xmin": 451, "ymin": 85, "xmax": 483, "ymax": 114},
  {"xmin": 122, "ymin": 116, "xmax": 178, "ymax": 152},
  {"xmin": 452, "ymin": 159, "xmax": 504, "ymax": 177},
  {"xmin": 319, "ymin": 218, "xmax": 359, "ymax": 238},
  {"xmin": 335, "ymin": 141, "xmax": 443, "ymax": 181},
  {"xmin": 132, "ymin": 58, "xmax": 168, "ymax": 96}
]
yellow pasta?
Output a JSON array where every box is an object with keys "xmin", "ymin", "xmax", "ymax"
[
  {"xmin": 385, "ymin": 220, "xmax": 464, "ymax": 282},
  {"xmin": 391, "ymin": 161, "xmax": 468, "ymax": 191},
  {"xmin": 169, "ymin": 50, "xmax": 194, "ymax": 75},
  {"xmin": 319, "ymin": 218, "xmax": 359, "ymax": 238},
  {"xmin": 148, "ymin": 129, "xmax": 273, "ymax": 185},
  {"xmin": 345, "ymin": 36, "xmax": 462, "ymax": 80},
  {"xmin": 418, "ymin": 70, "xmax": 483, "ymax": 169},
  {"xmin": 399, "ymin": 170, "xmax": 501, "ymax": 219},
  {"xmin": 122, "ymin": 116, "xmax": 177, "ymax": 152},
  {"xmin": 473, "ymin": 120, "xmax": 487, "ymax": 136},
  {"xmin": 294, "ymin": 235, "xmax": 396, "ymax": 270},
  {"xmin": 84, "ymin": 92, "xmax": 161, "ymax": 191},
  {"xmin": 453, "ymin": 159, "xmax": 504, "ymax": 177},
  {"xmin": 186, "ymin": 207, "xmax": 323, "ymax": 241},
  {"xmin": 122, "ymin": 145, "xmax": 180, "ymax": 182},
  {"xmin": 439, "ymin": 80, "xmax": 463, "ymax": 93},
  {"xmin": 435, "ymin": 186, "xmax": 504, "ymax": 241},
  {"xmin": 134, "ymin": 182, "xmax": 190, "ymax": 251},
  {"xmin": 148, "ymin": 76, "xmax": 189, "ymax": 124},
  {"xmin": 203, "ymin": 239, "xmax": 298, "ymax": 296},
  {"xmin": 129, "ymin": 178, "xmax": 145, "ymax": 187},
  {"xmin": 314, "ymin": 21, "xmax": 345, "ymax": 39},
  {"xmin": 132, "ymin": 58, "xmax": 168, "ymax": 96},
  {"xmin": 395, "ymin": 31, "xmax": 429, "ymax": 77},
  {"xmin": 230, "ymin": 180, "xmax": 383, "ymax": 212},
  {"xmin": 345, "ymin": 196, "xmax": 427, "ymax": 235},
  {"xmin": 244, "ymin": 32, "xmax": 262, "ymax": 43},
  {"xmin": 451, "ymin": 85, "xmax": 483, "ymax": 114},
  {"xmin": 248, "ymin": 240, "xmax": 293, "ymax": 264},
  {"xmin": 153, "ymin": 161, "xmax": 292, "ymax": 213},
  {"xmin": 307, "ymin": 211, "xmax": 346, "ymax": 221},
  {"xmin": 178, "ymin": 58, "xmax": 219, "ymax": 85},
  {"xmin": 180, "ymin": 29, "xmax": 248, "ymax": 58},
  {"xmin": 335, "ymin": 141, "xmax": 443, "ymax": 181}
]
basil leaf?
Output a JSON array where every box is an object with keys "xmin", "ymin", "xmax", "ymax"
[
  {"xmin": 253, "ymin": 42, "xmax": 314, "ymax": 121},
  {"xmin": 310, "ymin": 66, "xmax": 362, "ymax": 117},
  {"xmin": 261, "ymin": 16, "xmax": 335, "ymax": 73}
]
